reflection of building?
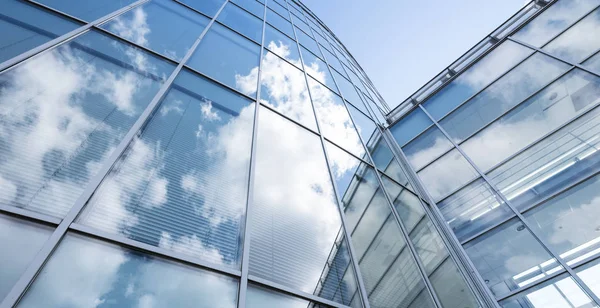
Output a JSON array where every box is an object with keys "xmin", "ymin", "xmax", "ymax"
[{"xmin": 2, "ymin": 0, "xmax": 600, "ymax": 307}]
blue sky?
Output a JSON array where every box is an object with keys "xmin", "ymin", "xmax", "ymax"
[{"xmin": 301, "ymin": 0, "xmax": 526, "ymax": 110}]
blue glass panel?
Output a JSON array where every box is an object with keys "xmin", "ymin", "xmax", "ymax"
[
  {"xmin": 584, "ymin": 51, "xmax": 600, "ymax": 73},
  {"xmin": 292, "ymin": 15, "xmax": 311, "ymax": 36},
  {"xmin": 403, "ymin": 126, "xmax": 453, "ymax": 171},
  {"xmin": 368, "ymin": 133, "xmax": 412, "ymax": 189},
  {"xmin": 544, "ymin": 8, "xmax": 600, "ymax": 63},
  {"xmin": 188, "ymin": 23, "xmax": 260, "ymax": 97},
  {"xmin": 266, "ymin": 0, "xmax": 289, "ymax": 20},
  {"xmin": 264, "ymin": 24, "xmax": 301, "ymax": 68},
  {"xmin": 78, "ymin": 69, "xmax": 254, "ymax": 269},
  {"xmin": 217, "ymin": 2, "xmax": 263, "ymax": 43},
  {"xmin": 0, "ymin": 29, "xmax": 174, "ymax": 218},
  {"xmin": 418, "ymin": 149, "xmax": 478, "ymax": 201},
  {"xmin": 101, "ymin": 0, "xmax": 210, "ymax": 61},
  {"xmin": 295, "ymin": 27, "xmax": 321, "ymax": 59},
  {"xmin": 18, "ymin": 233, "xmax": 239, "ymax": 308},
  {"xmin": 179, "ymin": 0, "xmax": 225, "ymax": 18},
  {"xmin": 35, "ymin": 0, "xmax": 137, "ymax": 21},
  {"xmin": 266, "ymin": 8, "xmax": 294, "ymax": 38},
  {"xmin": 0, "ymin": 0, "xmax": 80, "ymax": 64},
  {"xmin": 247, "ymin": 284, "xmax": 315, "ymax": 308},
  {"xmin": 332, "ymin": 69, "xmax": 364, "ymax": 107},
  {"xmin": 389, "ymin": 108, "xmax": 433, "ymax": 147},
  {"xmin": 346, "ymin": 104, "xmax": 376, "ymax": 145},
  {"xmin": 230, "ymin": 0, "xmax": 264, "ymax": 19},
  {"xmin": 301, "ymin": 46, "xmax": 338, "ymax": 93}
]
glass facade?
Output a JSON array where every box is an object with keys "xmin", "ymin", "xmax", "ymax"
[{"xmin": 2, "ymin": 0, "xmax": 600, "ymax": 307}]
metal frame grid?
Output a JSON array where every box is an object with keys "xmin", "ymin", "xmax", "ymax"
[{"xmin": 381, "ymin": 0, "xmax": 600, "ymax": 306}]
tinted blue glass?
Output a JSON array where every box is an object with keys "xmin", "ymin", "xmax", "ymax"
[
  {"xmin": 230, "ymin": 0, "xmax": 264, "ymax": 18},
  {"xmin": 295, "ymin": 27, "xmax": 322, "ymax": 59},
  {"xmin": 584, "ymin": 51, "xmax": 600, "ymax": 72},
  {"xmin": 0, "ymin": 0, "xmax": 80, "ymax": 64},
  {"xmin": 544, "ymin": 8, "xmax": 600, "ymax": 63},
  {"xmin": 346, "ymin": 103, "xmax": 376, "ymax": 145},
  {"xmin": 301, "ymin": 46, "xmax": 338, "ymax": 93},
  {"xmin": 78, "ymin": 69, "xmax": 254, "ymax": 268},
  {"xmin": 179, "ymin": 0, "xmax": 225, "ymax": 18},
  {"xmin": 18, "ymin": 233, "xmax": 239, "ymax": 308},
  {"xmin": 390, "ymin": 108, "xmax": 433, "ymax": 147},
  {"xmin": 369, "ymin": 132, "xmax": 412, "ymax": 188},
  {"xmin": 403, "ymin": 126, "xmax": 453, "ymax": 171},
  {"xmin": 332, "ymin": 69, "xmax": 364, "ymax": 109},
  {"xmin": 292, "ymin": 15, "xmax": 311, "ymax": 35},
  {"xmin": 247, "ymin": 284, "xmax": 314, "ymax": 308},
  {"xmin": 35, "ymin": 0, "xmax": 137, "ymax": 21},
  {"xmin": 264, "ymin": 24, "xmax": 301, "ymax": 68},
  {"xmin": 266, "ymin": 0, "xmax": 289, "ymax": 20},
  {"xmin": 217, "ymin": 2, "xmax": 263, "ymax": 43},
  {"xmin": 101, "ymin": 0, "xmax": 210, "ymax": 61},
  {"xmin": 321, "ymin": 47, "xmax": 345, "ymax": 79},
  {"xmin": 266, "ymin": 8, "xmax": 294, "ymax": 38},
  {"xmin": 0, "ymin": 29, "xmax": 174, "ymax": 218},
  {"xmin": 188, "ymin": 23, "xmax": 260, "ymax": 97}
]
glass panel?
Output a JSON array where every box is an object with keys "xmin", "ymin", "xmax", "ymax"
[
  {"xmin": 292, "ymin": 16, "xmax": 311, "ymax": 36},
  {"xmin": 418, "ymin": 149, "xmax": 479, "ymax": 201},
  {"xmin": 296, "ymin": 27, "xmax": 321, "ymax": 58},
  {"xmin": 18, "ymin": 233, "xmax": 239, "ymax": 307},
  {"xmin": 0, "ymin": 0, "xmax": 80, "ymax": 64},
  {"xmin": 0, "ymin": 30, "xmax": 173, "ymax": 218},
  {"xmin": 178, "ymin": 0, "xmax": 225, "ymax": 18},
  {"xmin": 513, "ymin": 0, "xmax": 600, "ymax": 47},
  {"xmin": 78, "ymin": 69, "xmax": 253, "ymax": 268},
  {"xmin": 322, "ymin": 46, "xmax": 345, "ymax": 76},
  {"xmin": 423, "ymin": 41, "xmax": 533, "ymax": 120},
  {"xmin": 188, "ymin": 23, "xmax": 260, "ymax": 97},
  {"xmin": 488, "ymin": 102, "xmax": 600, "ymax": 212},
  {"xmin": 333, "ymin": 69, "xmax": 364, "ymax": 110},
  {"xmin": 247, "ymin": 284, "xmax": 319, "ymax": 308},
  {"xmin": 266, "ymin": 0, "xmax": 289, "ymax": 20},
  {"xmin": 524, "ymin": 173, "xmax": 600, "ymax": 266},
  {"xmin": 438, "ymin": 179, "xmax": 513, "ymax": 243},
  {"xmin": 576, "ymin": 257, "xmax": 600, "ymax": 299},
  {"xmin": 266, "ymin": 8, "xmax": 294, "ymax": 38},
  {"xmin": 429, "ymin": 257, "xmax": 479, "ymax": 308},
  {"xmin": 390, "ymin": 108, "xmax": 433, "ymax": 147},
  {"xmin": 309, "ymin": 77, "xmax": 366, "ymax": 158},
  {"xmin": 0, "ymin": 214, "xmax": 52, "ymax": 301},
  {"xmin": 544, "ymin": 8, "xmax": 600, "ymax": 63},
  {"xmin": 402, "ymin": 125, "xmax": 453, "ymax": 171},
  {"xmin": 101, "ymin": 0, "xmax": 209, "ymax": 61},
  {"xmin": 264, "ymin": 24, "xmax": 302, "ymax": 68},
  {"xmin": 35, "ymin": 0, "xmax": 137, "ymax": 21},
  {"xmin": 259, "ymin": 50, "xmax": 317, "ymax": 130},
  {"xmin": 368, "ymin": 133, "xmax": 412, "ymax": 188},
  {"xmin": 381, "ymin": 176, "xmax": 425, "ymax": 232},
  {"xmin": 231, "ymin": 0, "xmax": 264, "ymax": 19},
  {"xmin": 440, "ymin": 53, "xmax": 571, "ymax": 143},
  {"xmin": 461, "ymin": 69, "xmax": 600, "ymax": 172},
  {"xmin": 500, "ymin": 273, "xmax": 597, "ymax": 308},
  {"xmin": 346, "ymin": 104, "xmax": 376, "ymax": 146},
  {"xmin": 410, "ymin": 218, "xmax": 448, "ymax": 275},
  {"xmin": 301, "ymin": 46, "xmax": 338, "ymax": 93},
  {"xmin": 217, "ymin": 2, "xmax": 263, "ymax": 44},
  {"xmin": 584, "ymin": 51, "xmax": 600, "ymax": 73},
  {"xmin": 464, "ymin": 217, "xmax": 562, "ymax": 297},
  {"xmin": 249, "ymin": 107, "xmax": 360, "ymax": 305}
]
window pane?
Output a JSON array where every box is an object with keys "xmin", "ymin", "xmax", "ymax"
[
  {"xmin": 249, "ymin": 107, "xmax": 360, "ymax": 305},
  {"xmin": 368, "ymin": 133, "xmax": 412, "ymax": 189},
  {"xmin": 500, "ymin": 273, "xmax": 597, "ymax": 308},
  {"xmin": 322, "ymin": 46, "xmax": 345, "ymax": 76},
  {"xmin": 423, "ymin": 41, "xmax": 533, "ymax": 120},
  {"xmin": 461, "ymin": 69, "xmax": 600, "ymax": 172},
  {"xmin": 264, "ymin": 24, "xmax": 302, "ymax": 68},
  {"xmin": 246, "ymin": 284, "xmax": 319, "ymax": 308},
  {"xmin": 584, "ymin": 51, "xmax": 600, "ymax": 73},
  {"xmin": 524, "ymin": 172, "xmax": 600, "ymax": 265},
  {"xmin": 429, "ymin": 257, "xmax": 479, "ymax": 308},
  {"xmin": 188, "ymin": 23, "xmax": 260, "ymax": 97},
  {"xmin": 296, "ymin": 28, "xmax": 321, "ymax": 58},
  {"xmin": 0, "ymin": 0, "xmax": 80, "ymax": 64},
  {"xmin": 217, "ymin": 2, "xmax": 263, "ymax": 44},
  {"xmin": 292, "ymin": 16, "xmax": 311, "ymax": 36},
  {"xmin": 333, "ymin": 69, "xmax": 365, "ymax": 110},
  {"xmin": 544, "ymin": 8, "xmax": 600, "ymax": 63},
  {"xmin": 101, "ymin": 0, "xmax": 210, "ymax": 61},
  {"xmin": 576, "ymin": 257, "xmax": 600, "ymax": 299},
  {"xmin": 346, "ymin": 103, "xmax": 376, "ymax": 146},
  {"xmin": 309, "ymin": 77, "xmax": 366, "ymax": 158},
  {"xmin": 18, "ymin": 233, "xmax": 239, "ymax": 308},
  {"xmin": 35, "ymin": 0, "xmax": 137, "ymax": 21},
  {"xmin": 513, "ymin": 0, "xmax": 600, "ymax": 47},
  {"xmin": 0, "ymin": 30, "xmax": 173, "ymax": 218},
  {"xmin": 78, "ymin": 69, "xmax": 253, "ymax": 268},
  {"xmin": 390, "ymin": 108, "xmax": 433, "ymax": 147},
  {"xmin": 266, "ymin": 9, "xmax": 294, "ymax": 38},
  {"xmin": 464, "ymin": 217, "xmax": 562, "ymax": 297},
  {"xmin": 231, "ymin": 0, "xmax": 264, "ymax": 18},
  {"xmin": 301, "ymin": 46, "xmax": 338, "ymax": 93},
  {"xmin": 259, "ymin": 50, "xmax": 317, "ymax": 130},
  {"xmin": 179, "ymin": 0, "xmax": 225, "ymax": 18},
  {"xmin": 438, "ymin": 179, "xmax": 513, "ymax": 242},
  {"xmin": 403, "ymin": 125, "xmax": 453, "ymax": 171},
  {"xmin": 418, "ymin": 149, "xmax": 479, "ymax": 201},
  {"xmin": 440, "ymin": 53, "xmax": 570, "ymax": 143},
  {"xmin": 266, "ymin": 0, "xmax": 289, "ymax": 20},
  {"xmin": 0, "ymin": 214, "xmax": 52, "ymax": 302}
]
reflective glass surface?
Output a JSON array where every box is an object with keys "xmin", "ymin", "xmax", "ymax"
[
  {"xmin": 333, "ymin": 70, "xmax": 365, "ymax": 112},
  {"xmin": 259, "ymin": 50, "xmax": 317, "ymax": 130},
  {"xmin": 464, "ymin": 218, "xmax": 562, "ymax": 297},
  {"xmin": 0, "ymin": 214, "xmax": 52, "ymax": 302},
  {"xmin": 249, "ymin": 107, "xmax": 359, "ymax": 305},
  {"xmin": 18, "ymin": 233, "xmax": 239, "ymax": 307},
  {"xmin": 422, "ymin": 41, "xmax": 533, "ymax": 120},
  {"xmin": 292, "ymin": 16, "xmax": 311, "ymax": 37},
  {"xmin": 0, "ymin": 30, "xmax": 173, "ymax": 218},
  {"xmin": 246, "ymin": 284, "xmax": 321, "ymax": 308},
  {"xmin": 461, "ymin": 69, "xmax": 600, "ymax": 172},
  {"xmin": 544, "ymin": 8, "xmax": 600, "ymax": 63},
  {"xmin": 500, "ymin": 273, "xmax": 597, "ymax": 308},
  {"xmin": 576, "ymin": 258, "xmax": 600, "ymax": 300},
  {"xmin": 301, "ymin": 46, "xmax": 338, "ymax": 93},
  {"xmin": 266, "ymin": 0, "xmax": 289, "ymax": 20},
  {"xmin": 513, "ymin": 0, "xmax": 600, "ymax": 47},
  {"xmin": 101, "ymin": 0, "xmax": 210, "ymax": 61},
  {"xmin": 346, "ymin": 104, "xmax": 376, "ymax": 146},
  {"xmin": 402, "ymin": 125, "xmax": 453, "ymax": 171},
  {"xmin": 188, "ymin": 23, "xmax": 260, "ymax": 96},
  {"xmin": 230, "ymin": 0, "xmax": 264, "ymax": 18},
  {"xmin": 429, "ymin": 257, "xmax": 479, "ymax": 308},
  {"xmin": 0, "ymin": 0, "xmax": 80, "ymax": 64},
  {"xmin": 368, "ymin": 133, "xmax": 412, "ymax": 188},
  {"xmin": 390, "ymin": 108, "xmax": 433, "ymax": 147},
  {"xmin": 178, "ymin": 0, "xmax": 225, "ymax": 18},
  {"xmin": 296, "ymin": 28, "xmax": 321, "ymax": 59},
  {"xmin": 309, "ymin": 78, "xmax": 365, "ymax": 158},
  {"xmin": 217, "ymin": 2, "xmax": 263, "ymax": 44},
  {"xmin": 321, "ymin": 46, "xmax": 345, "ymax": 76},
  {"xmin": 78, "ymin": 69, "xmax": 254, "ymax": 269},
  {"xmin": 35, "ymin": 0, "xmax": 137, "ymax": 21},
  {"xmin": 263, "ymin": 24, "xmax": 302, "ymax": 68},
  {"xmin": 584, "ymin": 51, "xmax": 600, "ymax": 72},
  {"xmin": 418, "ymin": 149, "xmax": 479, "ymax": 201},
  {"xmin": 266, "ymin": 8, "xmax": 294, "ymax": 38}
]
